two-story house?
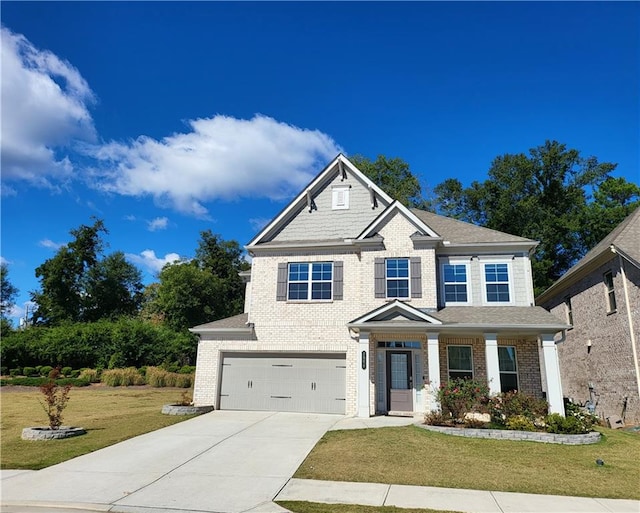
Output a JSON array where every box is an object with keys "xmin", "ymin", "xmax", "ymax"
[
  {"xmin": 537, "ymin": 207, "xmax": 640, "ymax": 425},
  {"xmin": 191, "ymin": 155, "xmax": 568, "ymax": 417}
]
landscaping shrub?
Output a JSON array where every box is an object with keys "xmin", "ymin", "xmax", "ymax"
[
  {"xmin": 437, "ymin": 378, "xmax": 490, "ymax": 422},
  {"xmin": 78, "ymin": 368, "xmax": 100, "ymax": 383},
  {"xmin": 40, "ymin": 365, "xmax": 53, "ymax": 377},
  {"xmin": 488, "ymin": 390, "xmax": 548, "ymax": 427},
  {"xmin": 145, "ymin": 366, "xmax": 167, "ymax": 387},
  {"xmin": 424, "ymin": 410, "xmax": 450, "ymax": 426},
  {"xmin": 0, "ymin": 377, "xmax": 89, "ymax": 387},
  {"xmin": 506, "ymin": 414, "xmax": 536, "ymax": 431},
  {"xmin": 69, "ymin": 369, "xmax": 81, "ymax": 378},
  {"xmin": 145, "ymin": 366, "xmax": 192, "ymax": 388},
  {"xmin": 545, "ymin": 402, "xmax": 599, "ymax": 434},
  {"xmin": 0, "ymin": 366, "xmax": 7, "ymax": 376},
  {"xmin": 61, "ymin": 366, "xmax": 73, "ymax": 377},
  {"xmin": 9, "ymin": 368, "xmax": 21, "ymax": 377},
  {"xmin": 179, "ymin": 365, "xmax": 196, "ymax": 374},
  {"xmin": 174, "ymin": 373, "xmax": 192, "ymax": 388},
  {"xmin": 23, "ymin": 366, "xmax": 37, "ymax": 377},
  {"xmin": 101, "ymin": 369, "xmax": 123, "ymax": 386}
]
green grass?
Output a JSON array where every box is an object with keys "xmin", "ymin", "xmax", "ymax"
[
  {"xmin": 1, "ymin": 385, "xmax": 196, "ymax": 470},
  {"xmin": 278, "ymin": 502, "xmax": 457, "ymax": 513},
  {"xmin": 295, "ymin": 425, "xmax": 640, "ymax": 500}
]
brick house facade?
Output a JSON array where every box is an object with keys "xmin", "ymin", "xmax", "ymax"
[
  {"xmin": 192, "ymin": 155, "xmax": 568, "ymax": 417},
  {"xmin": 537, "ymin": 208, "xmax": 640, "ymax": 425}
]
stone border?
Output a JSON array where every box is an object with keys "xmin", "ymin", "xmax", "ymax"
[
  {"xmin": 161, "ymin": 404, "xmax": 214, "ymax": 416},
  {"xmin": 21, "ymin": 426, "xmax": 86, "ymax": 441},
  {"xmin": 417, "ymin": 424, "xmax": 601, "ymax": 445}
]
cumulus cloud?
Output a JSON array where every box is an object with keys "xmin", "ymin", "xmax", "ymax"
[
  {"xmin": 0, "ymin": 27, "xmax": 97, "ymax": 188},
  {"xmin": 90, "ymin": 114, "xmax": 342, "ymax": 217},
  {"xmin": 39, "ymin": 238, "xmax": 65, "ymax": 250},
  {"xmin": 147, "ymin": 217, "xmax": 169, "ymax": 232},
  {"xmin": 126, "ymin": 250, "xmax": 181, "ymax": 274}
]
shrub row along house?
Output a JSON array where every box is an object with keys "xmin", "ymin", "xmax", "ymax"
[
  {"xmin": 537, "ymin": 207, "xmax": 640, "ymax": 425},
  {"xmin": 191, "ymin": 155, "xmax": 569, "ymax": 417}
]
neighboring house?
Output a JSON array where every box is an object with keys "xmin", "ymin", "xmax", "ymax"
[
  {"xmin": 191, "ymin": 155, "xmax": 568, "ymax": 417},
  {"xmin": 537, "ymin": 207, "xmax": 640, "ymax": 425}
]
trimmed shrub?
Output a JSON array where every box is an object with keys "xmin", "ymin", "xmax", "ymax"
[
  {"xmin": 40, "ymin": 365, "xmax": 53, "ymax": 377},
  {"xmin": 69, "ymin": 369, "xmax": 81, "ymax": 378},
  {"xmin": 79, "ymin": 368, "xmax": 100, "ymax": 383},
  {"xmin": 506, "ymin": 415, "xmax": 536, "ymax": 431},
  {"xmin": 179, "ymin": 365, "xmax": 196, "ymax": 375},
  {"xmin": 437, "ymin": 378, "xmax": 490, "ymax": 422},
  {"xmin": 0, "ymin": 377, "xmax": 89, "ymax": 387},
  {"xmin": 61, "ymin": 366, "xmax": 73, "ymax": 377},
  {"xmin": 9, "ymin": 368, "xmax": 21, "ymax": 377},
  {"xmin": 488, "ymin": 390, "xmax": 548, "ymax": 427},
  {"xmin": 23, "ymin": 366, "xmax": 37, "ymax": 377}
]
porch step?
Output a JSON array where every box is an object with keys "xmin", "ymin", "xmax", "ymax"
[{"xmin": 387, "ymin": 411, "xmax": 415, "ymax": 418}]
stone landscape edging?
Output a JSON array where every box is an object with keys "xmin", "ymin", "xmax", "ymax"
[
  {"xmin": 161, "ymin": 404, "xmax": 214, "ymax": 415},
  {"xmin": 417, "ymin": 424, "xmax": 601, "ymax": 445},
  {"xmin": 21, "ymin": 426, "xmax": 86, "ymax": 441}
]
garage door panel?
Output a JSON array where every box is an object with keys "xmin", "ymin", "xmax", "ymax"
[{"xmin": 219, "ymin": 353, "xmax": 346, "ymax": 414}]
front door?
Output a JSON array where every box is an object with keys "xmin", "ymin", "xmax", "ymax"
[{"xmin": 386, "ymin": 351, "xmax": 413, "ymax": 412}]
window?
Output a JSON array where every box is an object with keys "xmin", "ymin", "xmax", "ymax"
[
  {"xmin": 443, "ymin": 264, "xmax": 468, "ymax": 303},
  {"xmin": 484, "ymin": 263, "xmax": 510, "ymax": 303},
  {"xmin": 288, "ymin": 262, "xmax": 332, "ymax": 300},
  {"xmin": 604, "ymin": 271, "xmax": 617, "ymax": 313},
  {"xmin": 386, "ymin": 258, "xmax": 409, "ymax": 298},
  {"xmin": 447, "ymin": 346, "xmax": 473, "ymax": 380},
  {"xmin": 377, "ymin": 341, "xmax": 421, "ymax": 349},
  {"xmin": 498, "ymin": 346, "xmax": 518, "ymax": 392},
  {"xmin": 565, "ymin": 297, "xmax": 573, "ymax": 326}
]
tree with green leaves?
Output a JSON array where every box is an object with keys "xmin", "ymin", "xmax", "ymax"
[
  {"xmin": 1, "ymin": 263, "xmax": 19, "ymax": 333},
  {"xmin": 350, "ymin": 154, "xmax": 429, "ymax": 208},
  {"xmin": 149, "ymin": 230, "xmax": 248, "ymax": 331},
  {"xmin": 31, "ymin": 219, "xmax": 144, "ymax": 325},
  {"xmin": 433, "ymin": 140, "xmax": 639, "ymax": 295}
]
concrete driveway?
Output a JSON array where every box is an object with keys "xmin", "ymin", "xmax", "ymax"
[{"xmin": 1, "ymin": 411, "xmax": 341, "ymax": 513}]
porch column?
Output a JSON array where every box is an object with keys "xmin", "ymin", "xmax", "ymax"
[
  {"xmin": 427, "ymin": 333, "xmax": 440, "ymax": 411},
  {"xmin": 484, "ymin": 333, "xmax": 501, "ymax": 395},
  {"xmin": 541, "ymin": 334, "xmax": 565, "ymax": 415},
  {"xmin": 357, "ymin": 331, "xmax": 371, "ymax": 418}
]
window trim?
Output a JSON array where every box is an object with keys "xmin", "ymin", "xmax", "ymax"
[
  {"xmin": 447, "ymin": 345, "xmax": 474, "ymax": 380},
  {"xmin": 385, "ymin": 258, "xmax": 410, "ymax": 299},
  {"xmin": 287, "ymin": 262, "xmax": 333, "ymax": 301},
  {"xmin": 498, "ymin": 345, "xmax": 519, "ymax": 393},
  {"xmin": 440, "ymin": 260, "xmax": 471, "ymax": 306},
  {"xmin": 481, "ymin": 261, "xmax": 513, "ymax": 305},
  {"xmin": 331, "ymin": 185, "xmax": 350, "ymax": 210},
  {"xmin": 564, "ymin": 296, "xmax": 574, "ymax": 328},
  {"xmin": 603, "ymin": 270, "xmax": 617, "ymax": 313}
]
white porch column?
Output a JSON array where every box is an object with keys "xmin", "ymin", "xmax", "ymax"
[
  {"xmin": 357, "ymin": 331, "xmax": 371, "ymax": 418},
  {"xmin": 484, "ymin": 333, "xmax": 501, "ymax": 396},
  {"xmin": 541, "ymin": 334, "xmax": 565, "ymax": 415},
  {"xmin": 427, "ymin": 333, "xmax": 440, "ymax": 411}
]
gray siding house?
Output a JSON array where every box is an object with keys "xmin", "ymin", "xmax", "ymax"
[
  {"xmin": 191, "ymin": 155, "xmax": 569, "ymax": 417},
  {"xmin": 537, "ymin": 207, "xmax": 640, "ymax": 425}
]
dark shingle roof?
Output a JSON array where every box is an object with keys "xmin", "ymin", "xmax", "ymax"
[
  {"xmin": 191, "ymin": 313, "xmax": 249, "ymax": 330},
  {"xmin": 434, "ymin": 306, "xmax": 566, "ymax": 327},
  {"xmin": 411, "ymin": 209, "xmax": 536, "ymax": 245}
]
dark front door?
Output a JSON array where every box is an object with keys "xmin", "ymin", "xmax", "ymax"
[{"xmin": 386, "ymin": 351, "xmax": 413, "ymax": 412}]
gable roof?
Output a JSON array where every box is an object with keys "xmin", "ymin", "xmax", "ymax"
[
  {"xmin": 410, "ymin": 209, "xmax": 537, "ymax": 246},
  {"xmin": 349, "ymin": 300, "xmax": 443, "ymax": 325},
  {"xmin": 537, "ymin": 207, "xmax": 640, "ymax": 303},
  {"xmin": 247, "ymin": 154, "xmax": 393, "ymax": 247},
  {"xmin": 357, "ymin": 201, "xmax": 441, "ymax": 240},
  {"xmin": 189, "ymin": 313, "xmax": 251, "ymax": 333}
]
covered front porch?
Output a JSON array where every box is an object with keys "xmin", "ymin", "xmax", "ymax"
[{"xmin": 347, "ymin": 301, "xmax": 569, "ymax": 418}]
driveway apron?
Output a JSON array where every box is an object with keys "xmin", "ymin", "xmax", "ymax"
[{"xmin": 1, "ymin": 411, "xmax": 340, "ymax": 513}]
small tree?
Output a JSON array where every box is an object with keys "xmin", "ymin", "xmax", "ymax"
[{"xmin": 39, "ymin": 368, "xmax": 72, "ymax": 429}]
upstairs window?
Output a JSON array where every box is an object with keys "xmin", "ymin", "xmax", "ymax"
[
  {"xmin": 447, "ymin": 345, "xmax": 473, "ymax": 380},
  {"xmin": 287, "ymin": 262, "xmax": 332, "ymax": 300},
  {"xmin": 498, "ymin": 346, "xmax": 518, "ymax": 392},
  {"xmin": 443, "ymin": 264, "xmax": 468, "ymax": 303},
  {"xmin": 604, "ymin": 271, "xmax": 617, "ymax": 313},
  {"xmin": 484, "ymin": 263, "xmax": 510, "ymax": 303},
  {"xmin": 386, "ymin": 258, "xmax": 409, "ymax": 298}
]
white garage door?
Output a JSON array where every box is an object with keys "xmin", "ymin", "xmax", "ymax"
[{"xmin": 219, "ymin": 353, "xmax": 346, "ymax": 414}]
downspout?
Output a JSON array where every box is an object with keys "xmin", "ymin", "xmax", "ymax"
[{"xmin": 614, "ymin": 249, "xmax": 640, "ymax": 402}]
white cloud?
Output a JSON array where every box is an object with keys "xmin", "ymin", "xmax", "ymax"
[
  {"xmin": 126, "ymin": 250, "xmax": 181, "ymax": 274},
  {"xmin": 249, "ymin": 217, "xmax": 270, "ymax": 232},
  {"xmin": 0, "ymin": 26, "xmax": 96, "ymax": 188},
  {"xmin": 39, "ymin": 238, "xmax": 64, "ymax": 250},
  {"xmin": 147, "ymin": 216, "xmax": 169, "ymax": 232},
  {"xmin": 0, "ymin": 256, "xmax": 8, "ymax": 265},
  {"xmin": 90, "ymin": 114, "xmax": 342, "ymax": 217}
]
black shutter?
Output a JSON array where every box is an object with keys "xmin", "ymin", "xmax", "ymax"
[
  {"xmin": 333, "ymin": 261, "xmax": 343, "ymax": 300},
  {"xmin": 276, "ymin": 263, "xmax": 288, "ymax": 301},
  {"xmin": 374, "ymin": 258, "xmax": 385, "ymax": 298},
  {"xmin": 411, "ymin": 257, "xmax": 422, "ymax": 298}
]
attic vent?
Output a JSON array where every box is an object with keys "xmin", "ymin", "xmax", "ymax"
[{"xmin": 332, "ymin": 185, "xmax": 350, "ymax": 210}]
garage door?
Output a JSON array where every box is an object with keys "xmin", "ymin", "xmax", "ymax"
[{"xmin": 219, "ymin": 353, "xmax": 346, "ymax": 414}]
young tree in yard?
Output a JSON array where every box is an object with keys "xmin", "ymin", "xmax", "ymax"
[
  {"xmin": 350, "ymin": 154, "xmax": 429, "ymax": 208},
  {"xmin": 1, "ymin": 263, "xmax": 19, "ymax": 333},
  {"xmin": 433, "ymin": 140, "xmax": 638, "ymax": 295},
  {"xmin": 31, "ymin": 219, "xmax": 144, "ymax": 325}
]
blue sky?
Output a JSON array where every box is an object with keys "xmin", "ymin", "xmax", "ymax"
[{"xmin": 1, "ymin": 2, "xmax": 638, "ymax": 324}]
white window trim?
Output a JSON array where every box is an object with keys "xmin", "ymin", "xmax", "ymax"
[
  {"xmin": 440, "ymin": 259, "xmax": 472, "ymax": 306},
  {"xmin": 481, "ymin": 260, "xmax": 514, "ymax": 306},
  {"xmin": 446, "ymin": 345, "xmax": 474, "ymax": 380},
  {"xmin": 385, "ymin": 258, "xmax": 410, "ymax": 299},
  {"xmin": 287, "ymin": 262, "xmax": 333, "ymax": 302},
  {"xmin": 498, "ymin": 345, "xmax": 519, "ymax": 391}
]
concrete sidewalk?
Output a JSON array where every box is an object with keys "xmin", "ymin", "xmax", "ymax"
[{"xmin": 276, "ymin": 478, "xmax": 640, "ymax": 513}]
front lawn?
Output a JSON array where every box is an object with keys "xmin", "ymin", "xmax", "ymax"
[
  {"xmin": 278, "ymin": 502, "xmax": 456, "ymax": 513},
  {"xmin": 1, "ymin": 385, "xmax": 195, "ymax": 469},
  {"xmin": 295, "ymin": 425, "xmax": 640, "ymax": 500}
]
